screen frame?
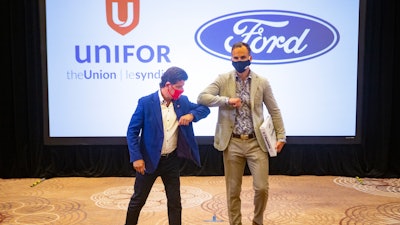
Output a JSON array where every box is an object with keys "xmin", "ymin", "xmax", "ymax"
[{"xmin": 39, "ymin": 0, "xmax": 366, "ymax": 146}]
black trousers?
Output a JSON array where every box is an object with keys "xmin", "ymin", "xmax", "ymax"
[{"xmin": 125, "ymin": 151, "xmax": 182, "ymax": 225}]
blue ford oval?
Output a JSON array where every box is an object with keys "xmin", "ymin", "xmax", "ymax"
[{"xmin": 195, "ymin": 10, "xmax": 340, "ymax": 64}]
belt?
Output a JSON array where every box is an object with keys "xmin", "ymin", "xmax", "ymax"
[
  {"xmin": 161, "ymin": 150, "xmax": 177, "ymax": 158},
  {"xmin": 232, "ymin": 133, "xmax": 255, "ymax": 140}
]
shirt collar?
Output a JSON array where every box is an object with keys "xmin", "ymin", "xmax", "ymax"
[
  {"xmin": 158, "ymin": 90, "xmax": 166, "ymax": 105},
  {"xmin": 235, "ymin": 70, "xmax": 252, "ymax": 81}
]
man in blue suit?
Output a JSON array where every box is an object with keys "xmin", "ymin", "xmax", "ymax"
[{"xmin": 125, "ymin": 66, "xmax": 210, "ymax": 225}]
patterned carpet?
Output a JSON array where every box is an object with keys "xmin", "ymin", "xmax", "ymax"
[{"xmin": 1, "ymin": 175, "xmax": 399, "ymax": 225}]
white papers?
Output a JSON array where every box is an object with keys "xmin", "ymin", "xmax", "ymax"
[{"xmin": 259, "ymin": 115, "xmax": 277, "ymax": 157}]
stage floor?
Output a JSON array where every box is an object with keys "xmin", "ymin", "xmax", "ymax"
[{"xmin": 1, "ymin": 175, "xmax": 399, "ymax": 225}]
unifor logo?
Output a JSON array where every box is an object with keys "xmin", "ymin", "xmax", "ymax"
[
  {"xmin": 106, "ymin": 0, "xmax": 140, "ymax": 35},
  {"xmin": 195, "ymin": 10, "xmax": 340, "ymax": 64}
]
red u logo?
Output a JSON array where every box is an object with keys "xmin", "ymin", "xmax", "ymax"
[{"xmin": 106, "ymin": 0, "xmax": 140, "ymax": 35}]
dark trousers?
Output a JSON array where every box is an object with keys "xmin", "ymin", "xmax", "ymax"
[{"xmin": 125, "ymin": 151, "xmax": 182, "ymax": 225}]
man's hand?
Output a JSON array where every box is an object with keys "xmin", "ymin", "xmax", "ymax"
[
  {"xmin": 276, "ymin": 141, "xmax": 285, "ymax": 153},
  {"xmin": 179, "ymin": 113, "xmax": 194, "ymax": 126},
  {"xmin": 133, "ymin": 159, "xmax": 146, "ymax": 175},
  {"xmin": 228, "ymin": 97, "xmax": 242, "ymax": 108}
]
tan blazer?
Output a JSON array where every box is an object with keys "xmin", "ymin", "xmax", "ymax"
[{"xmin": 197, "ymin": 70, "xmax": 286, "ymax": 152}]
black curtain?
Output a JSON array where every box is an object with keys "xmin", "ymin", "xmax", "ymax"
[{"xmin": 2, "ymin": 0, "xmax": 399, "ymax": 178}]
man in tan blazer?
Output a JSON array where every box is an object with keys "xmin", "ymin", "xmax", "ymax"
[{"xmin": 197, "ymin": 41, "xmax": 286, "ymax": 225}]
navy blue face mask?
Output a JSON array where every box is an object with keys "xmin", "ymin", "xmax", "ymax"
[{"xmin": 232, "ymin": 60, "xmax": 251, "ymax": 73}]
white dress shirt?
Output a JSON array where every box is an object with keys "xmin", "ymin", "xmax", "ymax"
[{"xmin": 159, "ymin": 90, "xmax": 178, "ymax": 155}]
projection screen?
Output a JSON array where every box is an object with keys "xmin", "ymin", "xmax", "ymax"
[{"xmin": 40, "ymin": 0, "xmax": 365, "ymax": 145}]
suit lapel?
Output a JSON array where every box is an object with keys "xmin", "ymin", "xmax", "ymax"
[
  {"xmin": 151, "ymin": 92, "xmax": 163, "ymax": 132},
  {"xmin": 250, "ymin": 72, "xmax": 258, "ymax": 111},
  {"xmin": 228, "ymin": 73, "xmax": 237, "ymax": 98},
  {"xmin": 173, "ymin": 99, "xmax": 181, "ymax": 117}
]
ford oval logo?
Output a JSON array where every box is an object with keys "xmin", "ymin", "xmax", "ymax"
[{"xmin": 194, "ymin": 10, "xmax": 340, "ymax": 64}]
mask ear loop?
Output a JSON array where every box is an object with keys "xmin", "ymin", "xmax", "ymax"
[{"xmin": 167, "ymin": 84, "xmax": 174, "ymax": 99}]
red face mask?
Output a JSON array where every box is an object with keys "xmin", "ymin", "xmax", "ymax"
[{"xmin": 168, "ymin": 85, "xmax": 184, "ymax": 100}]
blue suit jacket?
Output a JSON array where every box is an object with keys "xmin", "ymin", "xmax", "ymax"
[{"xmin": 127, "ymin": 91, "xmax": 210, "ymax": 174}]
